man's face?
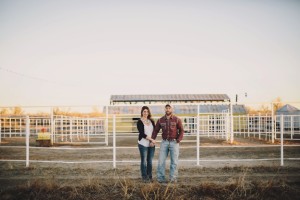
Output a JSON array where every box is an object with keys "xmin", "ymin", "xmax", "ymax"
[{"xmin": 165, "ymin": 106, "xmax": 173, "ymax": 116}]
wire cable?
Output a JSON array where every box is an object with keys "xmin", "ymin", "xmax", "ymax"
[{"xmin": 0, "ymin": 66, "xmax": 79, "ymax": 87}]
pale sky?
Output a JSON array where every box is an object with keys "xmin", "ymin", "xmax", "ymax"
[{"xmin": 1, "ymin": 0, "xmax": 299, "ymax": 107}]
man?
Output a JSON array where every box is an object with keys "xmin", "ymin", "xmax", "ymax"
[{"xmin": 151, "ymin": 104, "xmax": 184, "ymax": 183}]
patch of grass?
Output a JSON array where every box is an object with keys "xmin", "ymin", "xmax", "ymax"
[{"xmin": 0, "ymin": 175, "xmax": 299, "ymax": 200}]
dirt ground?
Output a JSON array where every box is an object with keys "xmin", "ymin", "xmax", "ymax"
[{"xmin": 0, "ymin": 135, "xmax": 300, "ymax": 199}]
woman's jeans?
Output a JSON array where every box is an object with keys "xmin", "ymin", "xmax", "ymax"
[
  {"xmin": 157, "ymin": 140, "xmax": 179, "ymax": 182},
  {"xmin": 138, "ymin": 144, "xmax": 155, "ymax": 180}
]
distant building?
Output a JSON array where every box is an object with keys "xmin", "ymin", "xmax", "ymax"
[
  {"xmin": 110, "ymin": 94, "xmax": 230, "ymax": 105},
  {"xmin": 276, "ymin": 104, "xmax": 300, "ymax": 115},
  {"xmin": 107, "ymin": 94, "xmax": 247, "ymax": 115},
  {"xmin": 275, "ymin": 104, "xmax": 300, "ymax": 131}
]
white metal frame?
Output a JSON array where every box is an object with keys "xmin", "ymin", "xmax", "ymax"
[{"xmin": 1, "ymin": 103, "xmax": 300, "ymax": 168}]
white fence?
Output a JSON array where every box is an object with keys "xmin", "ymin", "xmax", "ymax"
[
  {"xmin": 0, "ymin": 114, "xmax": 299, "ymax": 168},
  {"xmin": 53, "ymin": 115, "xmax": 107, "ymax": 144},
  {"xmin": 233, "ymin": 115, "xmax": 300, "ymax": 141},
  {"xmin": 1, "ymin": 114, "xmax": 300, "ymax": 144},
  {"xmin": 0, "ymin": 115, "xmax": 108, "ymax": 145}
]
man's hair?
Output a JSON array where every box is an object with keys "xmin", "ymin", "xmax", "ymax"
[{"xmin": 165, "ymin": 104, "xmax": 172, "ymax": 108}]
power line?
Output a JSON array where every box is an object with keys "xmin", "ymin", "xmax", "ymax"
[{"xmin": 0, "ymin": 67, "xmax": 79, "ymax": 87}]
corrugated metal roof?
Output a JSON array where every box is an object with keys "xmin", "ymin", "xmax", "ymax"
[
  {"xmin": 276, "ymin": 104, "xmax": 300, "ymax": 115},
  {"xmin": 232, "ymin": 105, "xmax": 248, "ymax": 114},
  {"xmin": 110, "ymin": 94, "xmax": 230, "ymax": 103}
]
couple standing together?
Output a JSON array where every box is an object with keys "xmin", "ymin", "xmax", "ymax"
[{"xmin": 137, "ymin": 104, "xmax": 184, "ymax": 183}]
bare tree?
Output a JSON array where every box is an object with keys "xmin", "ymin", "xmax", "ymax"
[
  {"xmin": 10, "ymin": 106, "xmax": 24, "ymax": 115},
  {"xmin": 272, "ymin": 97, "xmax": 283, "ymax": 113},
  {"xmin": 89, "ymin": 106, "xmax": 104, "ymax": 117},
  {"xmin": 246, "ymin": 105, "xmax": 270, "ymax": 115},
  {"xmin": 0, "ymin": 108, "xmax": 9, "ymax": 115}
]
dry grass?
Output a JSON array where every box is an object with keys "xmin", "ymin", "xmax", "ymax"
[
  {"xmin": 0, "ymin": 174, "xmax": 299, "ymax": 200},
  {"xmin": 1, "ymin": 165, "xmax": 300, "ymax": 199}
]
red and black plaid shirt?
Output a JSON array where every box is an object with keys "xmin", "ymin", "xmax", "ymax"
[{"xmin": 152, "ymin": 114, "xmax": 184, "ymax": 143}]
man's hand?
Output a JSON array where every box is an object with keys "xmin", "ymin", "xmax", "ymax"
[{"xmin": 149, "ymin": 142, "xmax": 155, "ymax": 147}]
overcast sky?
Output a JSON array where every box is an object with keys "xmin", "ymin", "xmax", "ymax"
[{"xmin": 0, "ymin": 0, "xmax": 299, "ymax": 107}]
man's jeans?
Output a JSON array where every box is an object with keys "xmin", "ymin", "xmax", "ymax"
[
  {"xmin": 157, "ymin": 140, "xmax": 179, "ymax": 182},
  {"xmin": 138, "ymin": 144, "xmax": 155, "ymax": 180}
]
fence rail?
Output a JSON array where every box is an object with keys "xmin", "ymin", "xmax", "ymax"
[
  {"xmin": 0, "ymin": 114, "xmax": 300, "ymax": 168},
  {"xmin": 1, "ymin": 114, "xmax": 300, "ymax": 142}
]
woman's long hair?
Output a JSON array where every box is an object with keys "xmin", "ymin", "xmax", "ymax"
[{"xmin": 140, "ymin": 106, "xmax": 152, "ymax": 120}]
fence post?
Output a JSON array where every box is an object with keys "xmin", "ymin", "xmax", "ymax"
[
  {"xmin": 9, "ymin": 118, "xmax": 11, "ymax": 137},
  {"xmin": 76, "ymin": 118, "xmax": 79, "ymax": 140},
  {"xmin": 35, "ymin": 119, "xmax": 38, "ymax": 134},
  {"xmin": 19, "ymin": 118, "xmax": 22, "ymax": 136},
  {"xmin": 247, "ymin": 114, "xmax": 250, "ymax": 138},
  {"xmin": 226, "ymin": 112, "xmax": 229, "ymax": 141},
  {"xmin": 26, "ymin": 116, "xmax": 30, "ymax": 168},
  {"xmin": 197, "ymin": 104, "xmax": 200, "ymax": 166},
  {"xmin": 61, "ymin": 116, "xmax": 64, "ymax": 142},
  {"xmin": 258, "ymin": 113, "xmax": 261, "ymax": 140},
  {"xmin": 271, "ymin": 103, "xmax": 274, "ymax": 143},
  {"xmin": 280, "ymin": 114, "xmax": 284, "ymax": 166},
  {"xmin": 50, "ymin": 108, "xmax": 54, "ymax": 145},
  {"xmin": 291, "ymin": 116, "xmax": 294, "ymax": 140},
  {"xmin": 113, "ymin": 115, "xmax": 116, "ymax": 169},
  {"xmin": 105, "ymin": 106, "xmax": 109, "ymax": 146},
  {"xmin": 213, "ymin": 113, "xmax": 216, "ymax": 137},
  {"xmin": 274, "ymin": 116, "xmax": 277, "ymax": 140},
  {"xmin": 87, "ymin": 119, "xmax": 90, "ymax": 143},
  {"xmin": 70, "ymin": 118, "xmax": 73, "ymax": 143},
  {"xmin": 265, "ymin": 115, "xmax": 268, "ymax": 141},
  {"xmin": 0, "ymin": 116, "xmax": 2, "ymax": 143},
  {"xmin": 230, "ymin": 102, "xmax": 234, "ymax": 144},
  {"xmin": 238, "ymin": 115, "xmax": 241, "ymax": 138}
]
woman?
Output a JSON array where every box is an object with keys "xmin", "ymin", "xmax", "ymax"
[{"xmin": 137, "ymin": 106, "xmax": 156, "ymax": 182}]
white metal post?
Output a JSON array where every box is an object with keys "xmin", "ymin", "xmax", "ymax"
[
  {"xmin": 15, "ymin": 119, "xmax": 17, "ymax": 136},
  {"xmin": 291, "ymin": 116, "xmax": 294, "ymax": 139},
  {"xmin": 274, "ymin": 116, "xmax": 277, "ymax": 140},
  {"xmin": 271, "ymin": 103, "xmax": 274, "ymax": 143},
  {"xmin": 247, "ymin": 114, "xmax": 250, "ymax": 138},
  {"xmin": 81, "ymin": 119, "xmax": 83, "ymax": 140},
  {"xmin": 258, "ymin": 113, "xmax": 261, "ymax": 140},
  {"xmin": 213, "ymin": 114, "xmax": 216, "ymax": 138},
  {"xmin": 19, "ymin": 118, "xmax": 22, "ymax": 136},
  {"xmin": 197, "ymin": 105, "xmax": 200, "ymax": 166},
  {"xmin": 225, "ymin": 113, "xmax": 229, "ymax": 141},
  {"xmin": 76, "ymin": 118, "xmax": 79, "ymax": 140},
  {"xmin": 0, "ymin": 116, "xmax": 2, "ymax": 143},
  {"xmin": 26, "ymin": 116, "xmax": 30, "ymax": 167},
  {"xmin": 280, "ymin": 115, "xmax": 284, "ymax": 166},
  {"xmin": 265, "ymin": 115, "xmax": 268, "ymax": 141},
  {"xmin": 113, "ymin": 115, "xmax": 116, "ymax": 168},
  {"xmin": 238, "ymin": 115, "xmax": 241, "ymax": 138},
  {"xmin": 35, "ymin": 119, "xmax": 38, "ymax": 134},
  {"xmin": 105, "ymin": 106, "xmax": 109, "ymax": 146},
  {"xmin": 208, "ymin": 115, "xmax": 210, "ymax": 138},
  {"xmin": 87, "ymin": 119, "xmax": 90, "ymax": 143},
  {"xmin": 230, "ymin": 102, "xmax": 234, "ymax": 144},
  {"xmin": 50, "ymin": 108, "xmax": 54, "ymax": 145},
  {"xmin": 60, "ymin": 116, "xmax": 64, "ymax": 142},
  {"xmin": 223, "ymin": 112, "xmax": 226, "ymax": 139},
  {"xmin": 9, "ymin": 118, "xmax": 11, "ymax": 137},
  {"xmin": 70, "ymin": 118, "xmax": 73, "ymax": 143}
]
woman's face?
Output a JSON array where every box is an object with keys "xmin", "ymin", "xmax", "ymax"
[{"xmin": 142, "ymin": 109, "xmax": 149, "ymax": 118}]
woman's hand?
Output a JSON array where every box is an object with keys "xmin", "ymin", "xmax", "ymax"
[{"xmin": 149, "ymin": 142, "xmax": 155, "ymax": 147}]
